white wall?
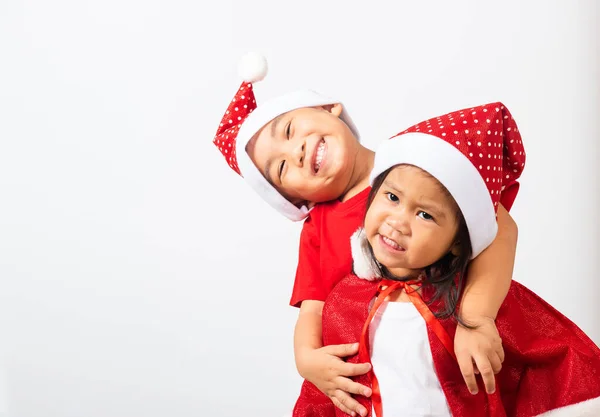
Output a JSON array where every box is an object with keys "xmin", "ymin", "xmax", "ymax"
[{"xmin": 0, "ymin": 0, "xmax": 598, "ymax": 416}]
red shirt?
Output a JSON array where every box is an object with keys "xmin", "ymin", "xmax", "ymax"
[{"xmin": 290, "ymin": 186, "xmax": 371, "ymax": 307}]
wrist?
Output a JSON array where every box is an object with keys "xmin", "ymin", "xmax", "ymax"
[
  {"xmin": 459, "ymin": 309, "xmax": 497, "ymax": 324},
  {"xmin": 459, "ymin": 297, "xmax": 498, "ymax": 321},
  {"xmin": 295, "ymin": 345, "xmax": 315, "ymax": 377}
]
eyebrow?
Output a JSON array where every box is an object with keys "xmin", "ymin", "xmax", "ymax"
[
  {"xmin": 270, "ymin": 115, "xmax": 283, "ymax": 140},
  {"xmin": 383, "ymin": 180, "xmax": 403, "ymax": 195}
]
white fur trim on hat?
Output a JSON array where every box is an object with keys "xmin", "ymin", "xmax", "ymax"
[
  {"xmin": 370, "ymin": 132, "xmax": 497, "ymax": 259},
  {"xmin": 236, "ymin": 90, "xmax": 360, "ymax": 222},
  {"xmin": 535, "ymin": 396, "xmax": 600, "ymax": 416},
  {"xmin": 350, "ymin": 228, "xmax": 381, "ymax": 281}
]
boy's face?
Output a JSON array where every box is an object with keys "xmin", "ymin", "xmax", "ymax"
[
  {"xmin": 364, "ymin": 165, "xmax": 460, "ymax": 278},
  {"xmin": 246, "ymin": 104, "xmax": 360, "ymax": 207}
]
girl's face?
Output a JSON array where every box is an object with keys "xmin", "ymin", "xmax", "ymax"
[{"xmin": 364, "ymin": 165, "xmax": 461, "ymax": 278}]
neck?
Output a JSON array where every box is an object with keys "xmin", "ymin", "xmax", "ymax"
[{"xmin": 340, "ymin": 145, "xmax": 375, "ymax": 202}]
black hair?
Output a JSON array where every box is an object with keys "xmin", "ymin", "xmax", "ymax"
[{"xmin": 365, "ymin": 166, "xmax": 475, "ymax": 328}]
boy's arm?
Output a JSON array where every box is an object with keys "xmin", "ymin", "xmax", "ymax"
[
  {"xmin": 294, "ymin": 300, "xmax": 324, "ymax": 355},
  {"xmin": 455, "ymin": 204, "xmax": 517, "ymax": 395},
  {"xmin": 461, "ymin": 204, "xmax": 518, "ymax": 319},
  {"xmin": 294, "ymin": 300, "xmax": 371, "ymax": 417}
]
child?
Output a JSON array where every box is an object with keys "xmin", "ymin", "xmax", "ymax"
[
  {"xmin": 293, "ymin": 103, "xmax": 600, "ymax": 416},
  {"xmin": 214, "ymin": 53, "xmax": 517, "ymax": 416}
]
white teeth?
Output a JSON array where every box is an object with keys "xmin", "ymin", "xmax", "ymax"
[
  {"xmin": 315, "ymin": 141, "xmax": 325, "ymax": 171},
  {"xmin": 383, "ymin": 236, "xmax": 400, "ymax": 249}
]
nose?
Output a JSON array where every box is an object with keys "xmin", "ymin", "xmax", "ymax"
[
  {"xmin": 386, "ymin": 209, "xmax": 411, "ymax": 237},
  {"xmin": 289, "ymin": 139, "xmax": 305, "ymax": 167}
]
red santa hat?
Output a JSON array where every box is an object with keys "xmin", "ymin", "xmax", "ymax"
[
  {"xmin": 213, "ymin": 52, "xmax": 360, "ymax": 221},
  {"xmin": 370, "ymin": 102, "xmax": 525, "ymax": 258}
]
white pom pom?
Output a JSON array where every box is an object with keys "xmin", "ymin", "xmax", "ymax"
[{"xmin": 238, "ymin": 52, "xmax": 268, "ymax": 83}]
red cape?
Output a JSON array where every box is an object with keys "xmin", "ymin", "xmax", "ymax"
[{"xmin": 292, "ymin": 276, "xmax": 600, "ymax": 417}]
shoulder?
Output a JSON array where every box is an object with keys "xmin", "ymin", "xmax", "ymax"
[{"xmin": 326, "ymin": 274, "xmax": 380, "ymax": 305}]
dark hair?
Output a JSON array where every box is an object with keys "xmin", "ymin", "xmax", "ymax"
[{"xmin": 366, "ymin": 166, "xmax": 474, "ymax": 328}]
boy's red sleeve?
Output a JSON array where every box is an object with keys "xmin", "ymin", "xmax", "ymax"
[{"xmin": 289, "ymin": 211, "xmax": 325, "ymax": 307}]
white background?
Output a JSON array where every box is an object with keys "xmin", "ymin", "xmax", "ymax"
[{"xmin": 1, "ymin": 0, "xmax": 598, "ymax": 416}]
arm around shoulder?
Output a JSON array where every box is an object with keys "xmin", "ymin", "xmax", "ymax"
[{"xmin": 461, "ymin": 203, "xmax": 518, "ymax": 320}]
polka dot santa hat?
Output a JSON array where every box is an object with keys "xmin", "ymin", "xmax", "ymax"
[
  {"xmin": 371, "ymin": 102, "xmax": 526, "ymax": 258},
  {"xmin": 213, "ymin": 52, "xmax": 360, "ymax": 221}
]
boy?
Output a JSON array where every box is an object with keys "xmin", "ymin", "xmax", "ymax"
[{"xmin": 213, "ymin": 53, "xmax": 516, "ymax": 416}]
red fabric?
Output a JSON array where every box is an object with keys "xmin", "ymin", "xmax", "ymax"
[
  {"xmin": 293, "ymin": 276, "xmax": 600, "ymax": 416},
  {"xmin": 500, "ymin": 181, "xmax": 520, "ymax": 212},
  {"xmin": 289, "ymin": 187, "xmax": 371, "ymax": 307},
  {"xmin": 213, "ymin": 82, "xmax": 257, "ymax": 175}
]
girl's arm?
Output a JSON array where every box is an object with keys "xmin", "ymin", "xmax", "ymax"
[
  {"xmin": 294, "ymin": 300, "xmax": 372, "ymax": 417},
  {"xmin": 455, "ymin": 204, "xmax": 517, "ymax": 394}
]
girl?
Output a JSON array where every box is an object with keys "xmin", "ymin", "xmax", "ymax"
[{"xmin": 293, "ymin": 103, "xmax": 600, "ymax": 416}]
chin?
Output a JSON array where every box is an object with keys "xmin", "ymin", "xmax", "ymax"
[{"xmin": 375, "ymin": 254, "xmax": 410, "ymax": 273}]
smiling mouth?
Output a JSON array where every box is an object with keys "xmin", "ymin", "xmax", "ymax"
[
  {"xmin": 312, "ymin": 139, "xmax": 326, "ymax": 173},
  {"xmin": 380, "ymin": 235, "xmax": 406, "ymax": 252}
]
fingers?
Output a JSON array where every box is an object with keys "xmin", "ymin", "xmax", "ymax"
[
  {"xmin": 339, "ymin": 361, "xmax": 371, "ymax": 378},
  {"xmin": 453, "ymin": 317, "xmax": 506, "ymax": 396},
  {"xmin": 490, "ymin": 351, "xmax": 503, "ymax": 375},
  {"xmin": 496, "ymin": 340, "xmax": 505, "ymax": 363},
  {"xmin": 332, "ymin": 390, "xmax": 368, "ymax": 417},
  {"xmin": 476, "ymin": 365, "xmax": 495, "ymax": 394},
  {"xmin": 472, "ymin": 352, "xmax": 502, "ymax": 394},
  {"xmin": 335, "ymin": 376, "xmax": 372, "ymax": 397},
  {"xmin": 456, "ymin": 351, "xmax": 479, "ymax": 395},
  {"xmin": 331, "ymin": 396, "xmax": 355, "ymax": 416},
  {"xmin": 458, "ymin": 349, "xmax": 504, "ymax": 395},
  {"xmin": 323, "ymin": 343, "xmax": 359, "ymax": 358}
]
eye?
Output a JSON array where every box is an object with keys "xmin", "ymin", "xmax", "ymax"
[
  {"xmin": 384, "ymin": 192, "xmax": 399, "ymax": 202},
  {"xmin": 285, "ymin": 121, "xmax": 291, "ymax": 139},
  {"xmin": 417, "ymin": 211, "xmax": 434, "ymax": 221},
  {"xmin": 278, "ymin": 160, "xmax": 286, "ymax": 179}
]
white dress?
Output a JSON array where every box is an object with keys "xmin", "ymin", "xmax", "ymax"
[{"xmin": 369, "ymin": 301, "xmax": 452, "ymax": 417}]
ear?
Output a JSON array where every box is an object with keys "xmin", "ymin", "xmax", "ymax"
[{"xmin": 320, "ymin": 103, "xmax": 343, "ymax": 117}]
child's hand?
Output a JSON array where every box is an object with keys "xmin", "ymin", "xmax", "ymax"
[
  {"xmin": 454, "ymin": 316, "xmax": 504, "ymax": 395},
  {"xmin": 297, "ymin": 342, "xmax": 372, "ymax": 417}
]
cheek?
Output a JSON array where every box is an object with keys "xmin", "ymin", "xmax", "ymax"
[
  {"xmin": 333, "ymin": 144, "xmax": 353, "ymax": 170},
  {"xmin": 435, "ymin": 225, "xmax": 457, "ymax": 247},
  {"xmin": 364, "ymin": 205, "xmax": 385, "ymax": 236},
  {"xmin": 416, "ymin": 227, "xmax": 454, "ymax": 257},
  {"xmin": 413, "ymin": 227, "xmax": 438, "ymax": 249},
  {"xmin": 283, "ymin": 171, "xmax": 333, "ymax": 201},
  {"xmin": 363, "ymin": 210, "xmax": 378, "ymax": 237}
]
